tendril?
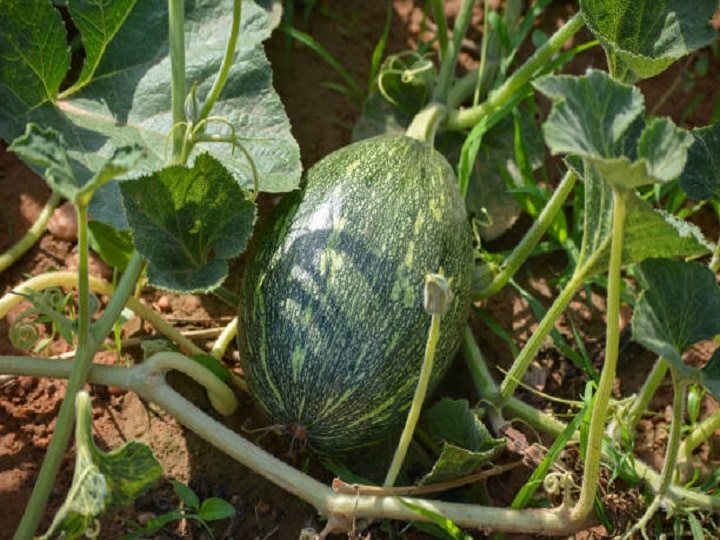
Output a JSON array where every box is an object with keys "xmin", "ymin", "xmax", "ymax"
[
  {"xmin": 9, "ymin": 287, "xmax": 75, "ymax": 351},
  {"xmin": 10, "ymin": 318, "xmax": 41, "ymax": 351}
]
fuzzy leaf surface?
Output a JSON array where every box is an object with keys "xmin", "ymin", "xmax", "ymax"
[
  {"xmin": 121, "ymin": 153, "xmax": 256, "ymax": 293},
  {"xmin": 632, "ymin": 258, "xmax": 720, "ymax": 381},
  {"xmin": 679, "ymin": 122, "xmax": 720, "ymax": 201},
  {"xmin": 9, "ymin": 124, "xmax": 145, "ymax": 202},
  {"xmin": 535, "ymin": 71, "xmax": 693, "ymax": 190},
  {"xmin": 580, "ymin": 0, "xmax": 718, "ymax": 81}
]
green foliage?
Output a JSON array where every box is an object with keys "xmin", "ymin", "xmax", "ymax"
[
  {"xmin": 120, "ymin": 153, "xmax": 256, "ymax": 293},
  {"xmin": 632, "ymin": 258, "xmax": 720, "ymax": 392},
  {"xmin": 580, "ymin": 0, "xmax": 718, "ymax": 82},
  {"xmin": 535, "ymin": 70, "xmax": 694, "ymax": 190},
  {"xmin": 0, "ymin": 0, "xmax": 300, "ymax": 227},
  {"xmin": 680, "ymin": 122, "xmax": 720, "ymax": 201},
  {"xmin": 40, "ymin": 392, "xmax": 163, "ymax": 540},
  {"xmin": 419, "ymin": 399, "xmax": 504, "ymax": 485},
  {"xmin": 120, "ymin": 481, "xmax": 235, "ymax": 540}
]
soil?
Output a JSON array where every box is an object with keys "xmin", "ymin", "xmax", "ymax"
[{"xmin": 2, "ymin": 1, "xmax": 720, "ymax": 539}]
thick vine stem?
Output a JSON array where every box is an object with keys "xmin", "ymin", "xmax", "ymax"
[
  {"xmin": 570, "ymin": 188, "xmax": 630, "ymax": 522},
  {"xmin": 143, "ymin": 351, "xmax": 238, "ymax": 415},
  {"xmin": 677, "ymin": 406, "xmax": 720, "ymax": 469},
  {"xmin": 0, "ymin": 192, "xmax": 61, "ymax": 274},
  {"xmin": 477, "ymin": 169, "xmax": 578, "ymax": 299},
  {"xmin": 4, "ymin": 354, "xmax": 720, "ymax": 528},
  {"xmin": 0, "ymin": 356, "xmax": 583, "ymax": 536}
]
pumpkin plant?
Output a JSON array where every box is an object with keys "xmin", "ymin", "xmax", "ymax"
[{"xmin": 1, "ymin": 0, "xmax": 720, "ymax": 538}]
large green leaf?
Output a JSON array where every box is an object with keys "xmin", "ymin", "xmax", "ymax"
[
  {"xmin": 679, "ymin": 122, "xmax": 720, "ymax": 202},
  {"xmin": 632, "ymin": 259, "xmax": 720, "ymax": 385},
  {"xmin": 580, "ymin": 0, "xmax": 718, "ymax": 82},
  {"xmin": 0, "ymin": 0, "xmax": 69, "ymax": 110},
  {"xmin": 67, "ymin": 0, "xmax": 137, "ymax": 91},
  {"xmin": 40, "ymin": 391, "xmax": 163, "ymax": 540},
  {"xmin": 535, "ymin": 71, "xmax": 694, "ymax": 190},
  {"xmin": 0, "ymin": 0, "xmax": 300, "ymax": 228},
  {"xmin": 121, "ymin": 153, "xmax": 256, "ymax": 293},
  {"xmin": 570, "ymin": 158, "xmax": 712, "ymax": 280},
  {"xmin": 420, "ymin": 399, "xmax": 504, "ymax": 485}
]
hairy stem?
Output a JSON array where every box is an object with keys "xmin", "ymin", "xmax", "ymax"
[
  {"xmin": 405, "ymin": 102, "xmax": 448, "ymax": 143},
  {"xmin": 477, "ymin": 169, "xmax": 578, "ymax": 299},
  {"xmin": 199, "ymin": 0, "xmax": 241, "ymax": 121},
  {"xmin": 677, "ymin": 406, "xmax": 720, "ymax": 464},
  {"xmin": 571, "ymin": 188, "xmax": 629, "ymax": 521},
  {"xmin": 0, "ymin": 192, "xmax": 61, "ymax": 274},
  {"xmin": 14, "ymin": 202, "xmax": 96, "ymax": 539},
  {"xmin": 608, "ymin": 357, "xmax": 669, "ymax": 440},
  {"xmin": 498, "ymin": 269, "xmax": 584, "ymax": 405}
]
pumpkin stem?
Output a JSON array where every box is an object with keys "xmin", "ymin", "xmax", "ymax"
[{"xmin": 405, "ymin": 102, "xmax": 448, "ymax": 144}]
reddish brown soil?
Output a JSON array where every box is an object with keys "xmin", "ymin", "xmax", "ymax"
[{"xmin": 2, "ymin": 2, "xmax": 720, "ymax": 539}]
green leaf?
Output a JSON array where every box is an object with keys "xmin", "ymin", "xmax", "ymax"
[
  {"xmin": 632, "ymin": 258, "xmax": 720, "ymax": 379},
  {"xmin": 533, "ymin": 71, "xmax": 644, "ymax": 159},
  {"xmin": 121, "ymin": 153, "xmax": 256, "ymax": 293},
  {"xmin": 198, "ymin": 497, "xmax": 236, "ymax": 521},
  {"xmin": 67, "ymin": 0, "xmax": 137, "ymax": 92},
  {"xmin": 700, "ymin": 349, "xmax": 720, "ymax": 402},
  {"xmin": 0, "ymin": 0, "xmax": 69, "ymax": 111},
  {"xmin": 420, "ymin": 399, "xmax": 504, "ymax": 485},
  {"xmin": 0, "ymin": 0, "xmax": 300, "ymax": 227},
  {"xmin": 680, "ymin": 122, "xmax": 720, "ymax": 201},
  {"xmin": 173, "ymin": 481, "xmax": 200, "ymax": 511},
  {"xmin": 572, "ymin": 159, "xmax": 713, "ymax": 280},
  {"xmin": 40, "ymin": 391, "xmax": 163, "ymax": 540},
  {"xmin": 580, "ymin": 0, "xmax": 718, "ymax": 82},
  {"xmin": 88, "ymin": 220, "xmax": 134, "ymax": 272},
  {"xmin": 8, "ymin": 124, "xmax": 78, "ymax": 198},
  {"xmin": 535, "ymin": 71, "xmax": 694, "ymax": 190}
]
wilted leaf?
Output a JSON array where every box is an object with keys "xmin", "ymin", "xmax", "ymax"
[
  {"xmin": 121, "ymin": 153, "xmax": 256, "ymax": 293},
  {"xmin": 40, "ymin": 392, "xmax": 163, "ymax": 540}
]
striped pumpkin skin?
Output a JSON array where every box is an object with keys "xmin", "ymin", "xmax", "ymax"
[{"xmin": 238, "ymin": 135, "xmax": 473, "ymax": 453}]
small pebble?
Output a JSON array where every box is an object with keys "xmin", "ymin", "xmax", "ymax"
[{"xmin": 47, "ymin": 201, "xmax": 78, "ymax": 241}]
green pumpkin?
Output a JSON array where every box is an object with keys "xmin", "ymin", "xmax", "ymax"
[{"xmin": 238, "ymin": 135, "xmax": 473, "ymax": 452}]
